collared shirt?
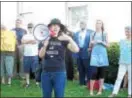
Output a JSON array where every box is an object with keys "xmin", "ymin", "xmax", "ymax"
[
  {"xmin": 1, "ymin": 30, "xmax": 16, "ymax": 52},
  {"xmin": 78, "ymin": 29, "xmax": 87, "ymax": 48},
  {"xmin": 119, "ymin": 39, "xmax": 131, "ymax": 65}
]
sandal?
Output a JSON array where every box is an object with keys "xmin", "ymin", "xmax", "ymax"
[
  {"xmin": 97, "ymin": 92, "xmax": 102, "ymax": 95},
  {"xmin": 108, "ymin": 94, "xmax": 116, "ymax": 97},
  {"xmin": 90, "ymin": 92, "xmax": 94, "ymax": 96}
]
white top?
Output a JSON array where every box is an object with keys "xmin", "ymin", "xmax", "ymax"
[{"xmin": 22, "ymin": 33, "xmax": 39, "ymax": 56}]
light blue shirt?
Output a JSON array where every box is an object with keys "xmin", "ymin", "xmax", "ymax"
[
  {"xmin": 119, "ymin": 39, "xmax": 131, "ymax": 65},
  {"xmin": 78, "ymin": 30, "xmax": 87, "ymax": 48}
]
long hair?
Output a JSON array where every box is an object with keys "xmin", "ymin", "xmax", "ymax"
[
  {"xmin": 59, "ymin": 25, "xmax": 73, "ymax": 37},
  {"xmin": 93, "ymin": 20, "xmax": 105, "ymax": 41},
  {"xmin": 96, "ymin": 19, "xmax": 104, "ymax": 32}
]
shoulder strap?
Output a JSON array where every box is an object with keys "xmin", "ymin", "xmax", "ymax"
[
  {"xmin": 92, "ymin": 32, "xmax": 96, "ymax": 40},
  {"xmin": 102, "ymin": 32, "xmax": 104, "ymax": 41},
  {"xmin": 102, "ymin": 32, "xmax": 106, "ymax": 41}
]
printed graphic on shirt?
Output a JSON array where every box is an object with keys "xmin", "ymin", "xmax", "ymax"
[{"xmin": 46, "ymin": 41, "xmax": 62, "ymax": 58}]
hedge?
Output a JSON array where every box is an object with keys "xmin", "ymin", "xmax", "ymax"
[
  {"xmin": 105, "ymin": 42, "xmax": 120, "ymax": 84},
  {"xmin": 73, "ymin": 42, "xmax": 120, "ymax": 84}
]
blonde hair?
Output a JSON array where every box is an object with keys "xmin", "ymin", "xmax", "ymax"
[{"xmin": 96, "ymin": 19, "xmax": 104, "ymax": 32}]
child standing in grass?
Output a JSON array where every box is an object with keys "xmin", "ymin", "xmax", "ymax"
[
  {"xmin": 109, "ymin": 26, "xmax": 131, "ymax": 98},
  {"xmin": 21, "ymin": 23, "xmax": 39, "ymax": 88}
]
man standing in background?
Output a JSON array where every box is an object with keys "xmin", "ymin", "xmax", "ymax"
[
  {"xmin": 1, "ymin": 24, "xmax": 16, "ymax": 85},
  {"xmin": 12, "ymin": 19, "xmax": 27, "ymax": 79},
  {"xmin": 73, "ymin": 20, "xmax": 93, "ymax": 86},
  {"xmin": 21, "ymin": 23, "xmax": 39, "ymax": 87}
]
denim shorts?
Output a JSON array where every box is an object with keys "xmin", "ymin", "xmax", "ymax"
[
  {"xmin": 1, "ymin": 52, "xmax": 14, "ymax": 77},
  {"xmin": 23, "ymin": 56, "xmax": 39, "ymax": 73}
]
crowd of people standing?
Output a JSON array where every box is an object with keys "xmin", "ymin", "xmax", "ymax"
[{"xmin": 1, "ymin": 18, "xmax": 131, "ymax": 98}]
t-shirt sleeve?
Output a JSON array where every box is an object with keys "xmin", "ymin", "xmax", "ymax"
[{"xmin": 62, "ymin": 41, "xmax": 69, "ymax": 48}]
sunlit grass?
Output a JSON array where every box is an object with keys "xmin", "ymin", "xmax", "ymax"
[{"xmin": 1, "ymin": 79, "xmax": 128, "ymax": 97}]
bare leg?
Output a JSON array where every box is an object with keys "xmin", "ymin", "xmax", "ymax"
[
  {"xmin": 25, "ymin": 73, "xmax": 30, "ymax": 85},
  {"xmin": 90, "ymin": 80, "xmax": 95, "ymax": 96},
  {"xmin": 8, "ymin": 76, "xmax": 11, "ymax": 85},
  {"xmin": 1, "ymin": 77, "xmax": 5, "ymax": 84},
  {"xmin": 97, "ymin": 78, "xmax": 104, "ymax": 95}
]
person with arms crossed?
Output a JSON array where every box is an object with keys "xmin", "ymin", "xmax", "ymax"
[{"xmin": 21, "ymin": 23, "xmax": 39, "ymax": 87}]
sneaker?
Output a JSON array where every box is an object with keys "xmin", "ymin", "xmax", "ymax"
[
  {"xmin": 25, "ymin": 84, "xmax": 30, "ymax": 88},
  {"xmin": 96, "ymin": 92, "xmax": 102, "ymax": 95},
  {"xmin": 7, "ymin": 84, "xmax": 11, "ymax": 87},
  {"xmin": 36, "ymin": 82, "xmax": 39, "ymax": 86},
  {"xmin": 128, "ymin": 95, "xmax": 132, "ymax": 98}
]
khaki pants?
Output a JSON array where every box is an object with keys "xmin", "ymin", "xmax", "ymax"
[{"xmin": 112, "ymin": 64, "xmax": 131, "ymax": 95}]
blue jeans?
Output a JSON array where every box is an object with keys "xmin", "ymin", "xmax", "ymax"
[{"xmin": 41, "ymin": 71, "xmax": 67, "ymax": 98}]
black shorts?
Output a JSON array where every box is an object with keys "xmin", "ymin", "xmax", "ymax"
[{"xmin": 91, "ymin": 66, "xmax": 106, "ymax": 80}]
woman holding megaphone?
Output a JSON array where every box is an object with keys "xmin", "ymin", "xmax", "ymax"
[{"xmin": 38, "ymin": 18, "xmax": 79, "ymax": 98}]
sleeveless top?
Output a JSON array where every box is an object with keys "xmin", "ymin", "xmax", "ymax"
[{"xmin": 90, "ymin": 32, "xmax": 109, "ymax": 67}]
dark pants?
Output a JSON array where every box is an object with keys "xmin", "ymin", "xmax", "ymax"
[
  {"xmin": 65, "ymin": 49, "xmax": 74, "ymax": 81},
  {"xmin": 77, "ymin": 58, "xmax": 89, "ymax": 85},
  {"xmin": 41, "ymin": 71, "xmax": 66, "ymax": 98}
]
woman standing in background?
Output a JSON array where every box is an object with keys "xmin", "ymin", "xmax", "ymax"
[
  {"xmin": 109, "ymin": 26, "xmax": 131, "ymax": 98},
  {"xmin": 89, "ymin": 20, "xmax": 109, "ymax": 96}
]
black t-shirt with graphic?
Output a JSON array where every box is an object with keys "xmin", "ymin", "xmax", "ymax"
[{"xmin": 39, "ymin": 37, "xmax": 69, "ymax": 72}]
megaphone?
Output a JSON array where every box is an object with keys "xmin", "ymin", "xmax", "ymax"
[{"xmin": 33, "ymin": 24, "xmax": 56, "ymax": 41}]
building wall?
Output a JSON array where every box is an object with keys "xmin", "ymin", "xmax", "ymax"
[
  {"xmin": 1, "ymin": 2, "xmax": 131, "ymax": 42},
  {"xmin": 67, "ymin": 2, "xmax": 131, "ymax": 42},
  {"xmin": 1, "ymin": 2, "xmax": 17, "ymax": 29}
]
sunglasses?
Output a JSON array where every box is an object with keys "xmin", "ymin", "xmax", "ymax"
[{"xmin": 28, "ymin": 27, "xmax": 33, "ymax": 29}]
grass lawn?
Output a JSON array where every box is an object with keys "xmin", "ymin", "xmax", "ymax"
[{"xmin": 1, "ymin": 79, "xmax": 128, "ymax": 97}]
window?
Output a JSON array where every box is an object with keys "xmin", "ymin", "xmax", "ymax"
[{"xmin": 68, "ymin": 5, "xmax": 88, "ymax": 31}]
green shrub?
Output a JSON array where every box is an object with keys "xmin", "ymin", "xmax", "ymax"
[
  {"xmin": 73, "ymin": 42, "xmax": 120, "ymax": 83},
  {"xmin": 105, "ymin": 42, "xmax": 120, "ymax": 84}
]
